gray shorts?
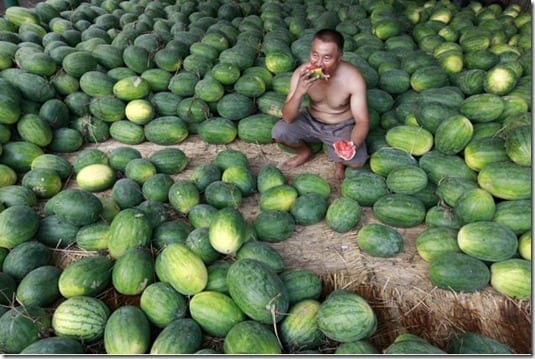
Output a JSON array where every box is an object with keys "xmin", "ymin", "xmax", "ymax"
[{"xmin": 272, "ymin": 109, "xmax": 369, "ymax": 165}]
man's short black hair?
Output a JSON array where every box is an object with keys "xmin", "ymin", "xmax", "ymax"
[{"xmin": 313, "ymin": 29, "xmax": 344, "ymax": 52}]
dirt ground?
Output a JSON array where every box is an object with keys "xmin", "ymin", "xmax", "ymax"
[{"xmin": 64, "ymin": 136, "xmax": 531, "ymax": 353}]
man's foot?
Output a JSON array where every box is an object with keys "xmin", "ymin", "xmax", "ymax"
[
  {"xmin": 334, "ymin": 162, "xmax": 345, "ymax": 182},
  {"xmin": 279, "ymin": 151, "xmax": 314, "ymax": 170}
]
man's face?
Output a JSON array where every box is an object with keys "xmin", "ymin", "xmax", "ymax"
[{"xmin": 308, "ymin": 39, "xmax": 341, "ymax": 76}]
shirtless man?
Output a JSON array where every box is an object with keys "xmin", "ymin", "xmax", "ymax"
[{"xmin": 271, "ymin": 28, "xmax": 370, "ymax": 181}]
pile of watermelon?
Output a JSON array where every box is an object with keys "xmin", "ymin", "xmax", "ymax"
[{"xmin": 0, "ymin": 0, "xmax": 531, "ymax": 354}]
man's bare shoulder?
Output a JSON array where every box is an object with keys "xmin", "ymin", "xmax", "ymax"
[
  {"xmin": 340, "ymin": 61, "xmax": 365, "ymax": 78},
  {"xmin": 337, "ymin": 61, "xmax": 366, "ymax": 88}
]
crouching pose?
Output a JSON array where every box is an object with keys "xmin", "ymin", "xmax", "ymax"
[{"xmin": 272, "ymin": 28, "xmax": 370, "ymax": 181}]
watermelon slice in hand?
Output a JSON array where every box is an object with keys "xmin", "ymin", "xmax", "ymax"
[
  {"xmin": 305, "ymin": 64, "xmax": 330, "ymax": 80},
  {"xmin": 334, "ymin": 140, "xmax": 356, "ymax": 161}
]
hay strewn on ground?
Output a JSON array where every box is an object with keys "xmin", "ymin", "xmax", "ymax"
[{"xmin": 59, "ymin": 136, "xmax": 531, "ymax": 353}]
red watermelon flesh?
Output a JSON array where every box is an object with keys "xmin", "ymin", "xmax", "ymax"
[
  {"xmin": 305, "ymin": 64, "xmax": 330, "ymax": 80},
  {"xmin": 334, "ymin": 140, "xmax": 356, "ymax": 160}
]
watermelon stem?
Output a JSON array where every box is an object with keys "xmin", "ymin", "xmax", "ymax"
[{"xmin": 267, "ymin": 292, "xmax": 284, "ymax": 351}]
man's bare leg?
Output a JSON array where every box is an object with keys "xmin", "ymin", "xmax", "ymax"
[
  {"xmin": 334, "ymin": 162, "xmax": 345, "ymax": 182},
  {"xmin": 277, "ymin": 142, "xmax": 314, "ymax": 170}
]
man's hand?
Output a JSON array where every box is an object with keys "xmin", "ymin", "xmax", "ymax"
[
  {"xmin": 281, "ymin": 63, "xmax": 326, "ymax": 123},
  {"xmin": 294, "ymin": 65, "xmax": 325, "ymax": 97}
]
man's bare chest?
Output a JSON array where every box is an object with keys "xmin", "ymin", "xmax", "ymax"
[{"xmin": 308, "ymin": 83, "xmax": 350, "ymax": 109}]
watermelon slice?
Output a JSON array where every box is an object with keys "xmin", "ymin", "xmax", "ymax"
[
  {"xmin": 334, "ymin": 140, "xmax": 356, "ymax": 161},
  {"xmin": 305, "ymin": 64, "xmax": 330, "ymax": 80}
]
